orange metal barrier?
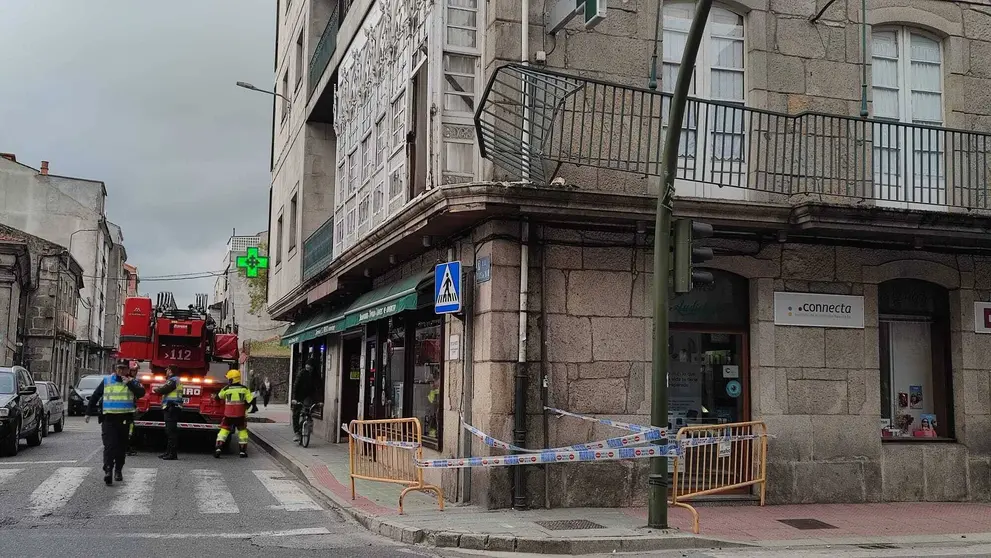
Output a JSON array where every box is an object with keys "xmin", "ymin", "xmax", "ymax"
[
  {"xmin": 671, "ymin": 421, "xmax": 768, "ymax": 534},
  {"xmin": 347, "ymin": 417, "xmax": 444, "ymax": 514}
]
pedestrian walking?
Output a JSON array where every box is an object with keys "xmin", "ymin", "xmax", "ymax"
[
  {"xmin": 262, "ymin": 376, "xmax": 272, "ymax": 408},
  {"xmin": 291, "ymin": 361, "xmax": 316, "ymax": 443},
  {"xmin": 153, "ymin": 365, "xmax": 182, "ymax": 460},
  {"xmin": 248, "ymin": 376, "xmax": 260, "ymax": 414},
  {"xmin": 86, "ymin": 360, "xmax": 146, "ymax": 485},
  {"xmin": 213, "ymin": 369, "xmax": 253, "ymax": 458}
]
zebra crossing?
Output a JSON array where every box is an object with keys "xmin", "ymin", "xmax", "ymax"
[{"xmin": 0, "ymin": 466, "xmax": 324, "ymax": 518}]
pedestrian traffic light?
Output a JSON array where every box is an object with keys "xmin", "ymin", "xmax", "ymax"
[{"xmin": 672, "ymin": 219, "xmax": 714, "ymax": 293}]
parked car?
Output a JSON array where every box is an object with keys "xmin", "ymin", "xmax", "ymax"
[
  {"xmin": 68, "ymin": 375, "xmax": 108, "ymax": 416},
  {"xmin": 34, "ymin": 381, "xmax": 65, "ymax": 436},
  {"xmin": 0, "ymin": 366, "xmax": 44, "ymax": 456}
]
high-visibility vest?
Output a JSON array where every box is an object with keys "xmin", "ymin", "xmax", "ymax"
[
  {"xmin": 103, "ymin": 377, "xmax": 136, "ymax": 414},
  {"xmin": 162, "ymin": 378, "xmax": 183, "ymax": 408},
  {"xmin": 218, "ymin": 384, "xmax": 252, "ymax": 418}
]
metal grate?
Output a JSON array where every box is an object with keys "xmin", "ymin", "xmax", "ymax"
[
  {"xmin": 475, "ymin": 63, "xmax": 991, "ymax": 211},
  {"xmin": 777, "ymin": 518, "xmax": 838, "ymax": 530},
  {"xmin": 858, "ymin": 544, "xmax": 898, "ymax": 550},
  {"xmin": 535, "ymin": 519, "xmax": 606, "ymax": 531}
]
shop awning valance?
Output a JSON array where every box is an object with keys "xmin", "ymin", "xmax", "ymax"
[
  {"xmin": 341, "ymin": 270, "xmax": 433, "ymax": 328},
  {"xmin": 280, "ymin": 306, "xmax": 346, "ymax": 346},
  {"xmin": 280, "ymin": 270, "xmax": 433, "ymax": 346}
]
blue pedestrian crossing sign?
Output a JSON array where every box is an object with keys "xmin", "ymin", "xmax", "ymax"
[{"xmin": 434, "ymin": 261, "xmax": 462, "ymax": 314}]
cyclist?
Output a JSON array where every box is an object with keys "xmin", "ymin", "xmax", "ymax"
[{"xmin": 291, "ymin": 360, "xmax": 316, "ymax": 443}]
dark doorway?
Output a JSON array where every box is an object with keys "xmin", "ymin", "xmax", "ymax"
[{"xmin": 339, "ymin": 336, "xmax": 362, "ymax": 434}]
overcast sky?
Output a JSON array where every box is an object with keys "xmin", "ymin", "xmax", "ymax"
[{"xmin": 0, "ymin": 0, "xmax": 275, "ymax": 303}]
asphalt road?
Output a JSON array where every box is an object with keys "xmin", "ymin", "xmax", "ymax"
[{"xmin": 0, "ymin": 416, "xmax": 450, "ymax": 558}]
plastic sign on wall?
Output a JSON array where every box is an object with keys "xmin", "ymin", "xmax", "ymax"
[
  {"xmin": 549, "ymin": 0, "xmax": 608, "ymax": 34},
  {"xmin": 773, "ymin": 292, "xmax": 865, "ymax": 329},
  {"xmin": 974, "ymin": 302, "xmax": 991, "ymax": 333}
]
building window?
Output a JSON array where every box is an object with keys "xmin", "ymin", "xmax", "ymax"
[
  {"xmin": 392, "ymin": 91, "xmax": 406, "ymax": 152},
  {"xmin": 389, "ymin": 164, "xmax": 405, "ymax": 202},
  {"xmin": 336, "ymin": 160, "xmax": 346, "ymax": 208},
  {"xmin": 446, "ymin": 0, "xmax": 478, "ymax": 49},
  {"xmin": 878, "ymin": 279, "xmax": 953, "ymax": 440},
  {"xmin": 442, "ymin": 54, "xmax": 477, "ymax": 114},
  {"xmin": 375, "ymin": 116, "xmax": 387, "ymax": 168},
  {"xmin": 345, "ymin": 205, "xmax": 356, "ymax": 245},
  {"xmin": 361, "ymin": 135, "xmax": 372, "ymax": 183},
  {"xmin": 442, "ymin": 138, "xmax": 475, "ymax": 184},
  {"xmin": 871, "ymin": 28, "xmax": 944, "ymax": 204},
  {"xmin": 348, "ymin": 153, "xmax": 358, "ymax": 195},
  {"xmin": 358, "ymin": 193, "xmax": 370, "ymax": 228},
  {"xmin": 372, "ymin": 180, "xmax": 385, "ymax": 223},
  {"xmin": 662, "ymin": 2, "xmax": 745, "ymax": 166},
  {"xmin": 275, "ymin": 213, "xmax": 284, "ymax": 265},
  {"xmin": 281, "ymin": 70, "xmax": 290, "ymax": 125},
  {"xmin": 413, "ymin": 314, "xmax": 443, "ymax": 447},
  {"xmin": 295, "ymin": 31, "xmax": 304, "ymax": 93},
  {"xmin": 288, "ymin": 191, "xmax": 298, "ymax": 251}
]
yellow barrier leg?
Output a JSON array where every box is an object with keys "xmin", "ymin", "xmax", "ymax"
[{"xmin": 672, "ymin": 500, "xmax": 701, "ymax": 534}]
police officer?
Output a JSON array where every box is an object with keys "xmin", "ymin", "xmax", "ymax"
[
  {"xmin": 153, "ymin": 365, "xmax": 182, "ymax": 460},
  {"xmin": 86, "ymin": 361, "xmax": 146, "ymax": 485},
  {"xmin": 214, "ymin": 369, "xmax": 253, "ymax": 458}
]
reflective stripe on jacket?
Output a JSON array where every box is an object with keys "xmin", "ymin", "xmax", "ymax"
[
  {"xmin": 103, "ymin": 376, "xmax": 136, "ymax": 414},
  {"xmin": 218, "ymin": 384, "xmax": 253, "ymax": 418},
  {"xmin": 162, "ymin": 378, "xmax": 184, "ymax": 408}
]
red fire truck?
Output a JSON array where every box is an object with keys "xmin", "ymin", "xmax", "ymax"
[{"xmin": 116, "ymin": 293, "xmax": 240, "ymax": 444}]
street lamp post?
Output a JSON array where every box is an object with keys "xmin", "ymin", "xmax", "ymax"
[
  {"xmin": 236, "ymin": 81, "xmax": 291, "ymax": 106},
  {"xmin": 647, "ymin": 0, "xmax": 713, "ymax": 530}
]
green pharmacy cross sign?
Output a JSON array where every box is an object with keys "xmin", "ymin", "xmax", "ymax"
[{"xmin": 236, "ymin": 246, "xmax": 269, "ymax": 278}]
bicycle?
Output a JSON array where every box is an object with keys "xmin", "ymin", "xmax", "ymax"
[{"xmin": 297, "ymin": 402, "xmax": 321, "ymax": 448}]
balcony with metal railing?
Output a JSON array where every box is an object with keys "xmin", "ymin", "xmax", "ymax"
[
  {"xmin": 476, "ymin": 64, "xmax": 991, "ymax": 214},
  {"xmin": 308, "ymin": 0, "xmax": 352, "ymax": 96},
  {"xmin": 302, "ymin": 217, "xmax": 334, "ymax": 282}
]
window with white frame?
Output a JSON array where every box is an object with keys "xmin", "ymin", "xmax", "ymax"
[
  {"xmin": 334, "ymin": 213, "xmax": 344, "ymax": 251},
  {"xmin": 358, "ymin": 194, "xmax": 370, "ymax": 228},
  {"xmin": 446, "ymin": 0, "xmax": 478, "ymax": 49},
  {"xmin": 389, "ymin": 163, "xmax": 405, "ymax": 201},
  {"xmin": 443, "ymin": 54, "xmax": 477, "ymax": 114},
  {"xmin": 392, "ymin": 91, "xmax": 406, "ymax": 152},
  {"xmin": 871, "ymin": 28, "xmax": 944, "ymax": 205},
  {"xmin": 361, "ymin": 135, "xmax": 372, "ymax": 182},
  {"xmin": 281, "ymin": 70, "xmax": 290, "ymax": 125},
  {"xmin": 372, "ymin": 180, "xmax": 385, "ymax": 220},
  {"xmin": 443, "ymin": 138, "xmax": 475, "ymax": 184},
  {"xmin": 345, "ymin": 205, "xmax": 356, "ymax": 244},
  {"xmin": 348, "ymin": 153, "xmax": 358, "ymax": 195},
  {"xmin": 375, "ymin": 116, "xmax": 387, "ymax": 168},
  {"xmin": 295, "ymin": 31, "xmax": 304, "ymax": 93},
  {"xmin": 662, "ymin": 2, "xmax": 745, "ymax": 171},
  {"xmin": 336, "ymin": 160, "xmax": 346, "ymax": 208},
  {"xmin": 275, "ymin": 213, "xmax": 284, "ymax": 265}
]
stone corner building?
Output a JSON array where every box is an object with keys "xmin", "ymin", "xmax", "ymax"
[{"xmin": 266, "ymin": 0, "xmax": 991, "ymax": 509}]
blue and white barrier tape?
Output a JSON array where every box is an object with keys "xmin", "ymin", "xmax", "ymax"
[
  {"xmin": 340, "ymin": 424, "xmax": 420, "ymax": 449},
  {"xmin": 462, "ymin": 421, "xmax": 665, "ymax": 454},
  {"xmin": 544, "ymin": 406, "xmax": 662, "ymax": 434},
  {"xmin": 416, "ymin": 444, "xmax": 683, "ymax": 469}
]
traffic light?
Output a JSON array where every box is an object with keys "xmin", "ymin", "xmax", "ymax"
[{"xmin": 672, "ymin": 219, "xmax": 714, "ymax": 293}]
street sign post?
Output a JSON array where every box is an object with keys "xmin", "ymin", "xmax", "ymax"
[{"xmin": 434, "ymin": 261, "xmax": 463, "ymax": 314}]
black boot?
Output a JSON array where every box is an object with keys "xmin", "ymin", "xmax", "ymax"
[
  {"xmin": 103, "ymin": 470, "xmax": 113, "ymax": 486},
  {"xmin": 238, "ymin": 445, "xmax": 248, "ymax": 458},
  {"xmin": 114, "ymin": 470, "xmax": 123, "ymax": 482}
]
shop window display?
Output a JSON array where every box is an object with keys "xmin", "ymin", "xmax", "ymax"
[{"xmin": 413, "ymin": 317, "xmax": 442, "ymax": 446}]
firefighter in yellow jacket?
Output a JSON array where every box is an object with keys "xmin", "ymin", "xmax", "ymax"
[{"xmin": 214, "ymin": 369, "xmax": 254, "ymax": 458}]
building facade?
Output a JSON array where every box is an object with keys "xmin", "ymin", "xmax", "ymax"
[
  {"xmin": 0, "ymin": 156, "xmax": 118, "ymax": 377},
  {"xmin": 102, "ymin": 222, "xmax": 127, "ymax": 355},
  {"xmin": 267, "ymin": 0, "xmax": 991, "ymax": 508},
  {"xmin": 123, "ymin": 263, "xmax": 139, "ymax": 298},
  {"xmin": 213, "ymin": 231, "xmax": 287, "ymax": 342}
]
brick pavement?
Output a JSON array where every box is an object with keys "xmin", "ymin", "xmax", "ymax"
[{"xmin": 248, "ymin": 420, "xmax": 991, "ymax": 553}]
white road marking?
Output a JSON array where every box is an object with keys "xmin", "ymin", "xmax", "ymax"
[
  {"xmin": 28, "ymin": 467, "xmax": 89, "ymax": 517},
  {"xmin": 0, "ymin": 468, "xmax": 22, "ymax": 486},
  {"xmin": 190, "ymin": 469, "xmax": 239, "ymax": 514},
  {"xmin": 253, "ymin": 470, "xmax": 322, "ymax": 512},
  {"xmin": 108, "ymin": 468, "xmax": 157, "ymax": 516},
  {"xmin": 114, "ymin": 527, "xmax": 331, "ymax": 539},
  {"xmin": 0, "ymin": 460, "xmax": 77, "ymax": 465}
]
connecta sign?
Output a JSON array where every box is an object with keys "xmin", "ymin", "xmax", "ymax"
[{"xmin": 773, "ymin": 292, "xmax": 865, "ymax": 329}]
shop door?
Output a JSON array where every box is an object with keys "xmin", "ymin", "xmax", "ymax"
[
  {"xmin": 882, "ymin": 320, "xmax": 933, "ymax": 433},
  {"xmin": 363, "ymin": 336, "xmax": 382, "ymax": 419},
  {"xmin": 668, "ymin": 329, "xmax": 751, "ymax": 496},
  {"xmin": 339, "ymin": 337, "xmax": 362, "ymax": 432}
]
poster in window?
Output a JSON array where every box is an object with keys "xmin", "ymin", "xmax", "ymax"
[{"xmin": 909, "ymin": 385, "xmax": 923, "ymax": 409}]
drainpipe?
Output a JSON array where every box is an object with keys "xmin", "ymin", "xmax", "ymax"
[
  {"xmin": 461, "ymin": 259, "xmax": 475, "ymax": 503},
  {"xmin": 512, "ymin": 220, "xmax": 530, "ymax": 510},
  {"xmin": 860, "ymin": 0, "xmax": 869, "ymax": 117},
  {"xmin": 539, "ymin": 226, "xmax": 550, "ymax": 509}
]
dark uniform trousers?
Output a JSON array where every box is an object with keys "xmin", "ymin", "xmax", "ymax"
[
  {"xmin": 164, "ymin": 404, "xmax": 181, "ymax": 456},
  {"xmin": 101, "ymin": 415, "xmax": 132, "ymax": 473}
]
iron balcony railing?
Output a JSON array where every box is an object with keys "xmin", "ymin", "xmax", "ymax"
[
  {"xmin": 308, "ymin": 0, "xmax": 351, "ymax": 95},
  {"xmin": 475, "ymin": 64, "xmax": 991, "ymax": 211},
  {"xmin": 302, "ymin": 217, "xmax": 335, "ymax": 282}
]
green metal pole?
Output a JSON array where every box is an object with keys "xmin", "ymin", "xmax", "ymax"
[
  {"xmin": 860, "ymin": 0, "xmax": 868, "ymax": 117},
  {"xmin": 648, "ymin": 0, "xmax": 713, "ymax": 530}
]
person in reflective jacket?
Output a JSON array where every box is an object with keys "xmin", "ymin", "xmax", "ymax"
[
  {"xmin": 86, "ymin": 361, "xmax": 146, "ymax": 485},
  {"xmin": 153, "ymin": 365, "xmax": 183, "ymax": 460},
  {"xmin": 213, "ymin": 369, "xmax": 253, "ymax": 458}
]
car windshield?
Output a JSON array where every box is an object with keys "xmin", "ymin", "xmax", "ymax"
[
  {"xmin": 77, "ymin": 376, "xmax": 104, "ymax": 390},
  {"xmin": 0, "ymin": 372, "xmax": 14, "ymax": 395},
  {"xmin": 36, "ymin": 383, "xmax": 49, "ymax": 399}
]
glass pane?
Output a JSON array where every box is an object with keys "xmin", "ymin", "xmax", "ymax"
[
  {"xmin": 663, "ymin": 29, "xmax": 688, "ymax": 61},
  {"xmin": 709, "ymin": 103, "xmax": 745, "ymax": 160},
  {"xmin": 444, "ymin": 140, "xmax": 475, "ymax": 175},
  {"xmin": 872, "ymin": 30, "xmax": 898, "ymax": 58},
  {"xmin": 872, "ymin": 57, "xmax": 899, "ymax": 89},
  {"xmin": 910, "ymin": 61, "xmax": 941, "ymax": 94},
  {"xmin": 712, "ymin": 37, "xmax": 744, "ymax": 69},
  {"xmin": 911, "ymin": 90, "xmax": 942, "ymax": 124},
  {"xmin": 447, "ymin": 28, "xmax": 477, "ymax": 48},
  {"xmin": 910, "ymin": 33, "xmax": 940, "ymax": 64},
  {"xmin": 873, "ymin": 87, "xmax": 900, "ymax": 120},
  {"xmin": 387, "ymin": 319, "xmax": 406, "ymax": 419},
  {"xmin": 412, "ymin": 317, "xmax": 442, "ymax": 444},
  {"xmin": 447, "ymin": 7, "xmax": 476, "ymax": 28},
  {"xmin": 711, "ymin": 7, "xmax": 743, "ymax": 38},
  {"xmin": 663, "ymin": 2, "xmax": 693, "ymax": 33},
  {"xmin": 668, "ymin": 331, "xmax": 746, "ymax": 428},
  {"xmin": 711, "ymin": 69, "xmax": 744, "ymax": 101}
]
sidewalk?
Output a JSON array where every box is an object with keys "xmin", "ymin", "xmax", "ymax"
[{"xmin": 249, "ymin": 420, "xmax": 991, "ymax": 554}]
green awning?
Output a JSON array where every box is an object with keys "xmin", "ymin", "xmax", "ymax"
[
  {"xmin": 280, "ymin": 306, "xmax": 346, "ymax": 346},
  {"xmin": 342, "ymin": 270, "xmax": 432, "ymax": 328},
  {"xmin": 280, "ymin": 270, "xmax": 432, "ymax": 345}
]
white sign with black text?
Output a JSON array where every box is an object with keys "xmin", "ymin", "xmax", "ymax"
[
  {"xmin": 975, "ymin": 302, "xmax": 991, "ymax": 334},
  {"xmin": 773, "ymin": 292, "xmax": 865, "ymax": 329}
]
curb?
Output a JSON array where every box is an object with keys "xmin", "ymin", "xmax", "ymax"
[{"xmin": 248, "ymin": 429, "xmax": 748, "ymax": 554}]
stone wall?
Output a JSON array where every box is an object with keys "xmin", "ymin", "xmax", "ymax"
[{"xmin": 245, "ymin": 355, "xmax": 291, "ymax": 404}]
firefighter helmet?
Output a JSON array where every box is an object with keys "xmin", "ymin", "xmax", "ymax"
[{"xmin": 226, "ymin": 369, "xmax": 241, "ymax": 383}]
